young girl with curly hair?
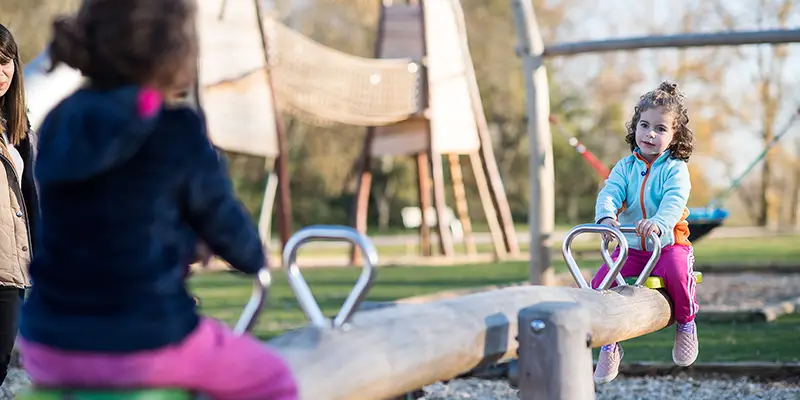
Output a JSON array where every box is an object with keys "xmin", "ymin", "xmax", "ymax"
[
  {"xmin": 18, "ymin": 0, "xmax": 297, "ymax": 398},
  {"xmin": 0, "ymin": 23, "xmax": 38, "ymax": 387},
  {"xmin": 591, "ymin": 81, "xmax": 698, "ymax": 384}
]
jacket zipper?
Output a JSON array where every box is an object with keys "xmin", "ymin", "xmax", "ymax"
[
  {"xmin": 0, "ymin": 154, "xmax": 32, "ymax": 285},
  {"xmin": 636, "ymin": 155, "xmax": 652, "ymax": 251}
]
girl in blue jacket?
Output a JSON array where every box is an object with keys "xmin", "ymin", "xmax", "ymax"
[{"xmin": 592, "ymin": 81, "xmax": 699, "ymax": 384}]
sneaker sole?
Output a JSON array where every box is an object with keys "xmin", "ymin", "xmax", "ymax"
[
  {"xmin": 594, "ymin": 370, "xmax": 619, "ymax": 385},
  {"xmin": 672, "ymin": 349, "xmax": 698, "ymax": 367}
]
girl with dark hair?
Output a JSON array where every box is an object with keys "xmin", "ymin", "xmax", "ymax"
[
  {"xmin": 0, "ymin": 23, "xmax": 38, "ymax": 387},
  {"xmin": 17, "ymin": 0, "xmax": 296, "ymax": 398},
  {"xmin": 591, "ymin": 81, "xmax": 699, "ymax": 384}
]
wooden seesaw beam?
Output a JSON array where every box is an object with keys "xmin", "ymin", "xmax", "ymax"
[{"xmin": 268, "ymin": 284, "xmax": 674, "ymax": 400}]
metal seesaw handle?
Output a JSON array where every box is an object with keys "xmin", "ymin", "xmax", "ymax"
[
  {"xmin": 562, "ymin": 224, "xmax": 628, "ymax": 290},
  {"xmin": 600, "ymin": 226, "xmax": 662, "ymax": 287},
  {"xmin": 233, "ymin": 268, "xmax": 272, "ymax": 335},
  {"xmin": 283, "ymin": 225, "xmax": 379, "ymax": 329},
  {"xmin": 599, "ymin": 240, "xmax": 629, "ymax": 288}
]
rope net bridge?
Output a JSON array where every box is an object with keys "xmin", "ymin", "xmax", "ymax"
[{"xmin": 262, "ymin": 17, "xmax": 425, "ymax": 127}]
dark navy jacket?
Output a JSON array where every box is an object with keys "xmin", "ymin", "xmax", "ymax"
[{"xmin": 20, "ymin": 86, "xmax": 265, "ymax": 352}]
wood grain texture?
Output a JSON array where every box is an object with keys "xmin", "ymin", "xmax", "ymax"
[{"xmin": 268, "ymin": 285, "xmax": 673, "ymax": 400}]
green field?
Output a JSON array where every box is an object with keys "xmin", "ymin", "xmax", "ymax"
[
  {"xmin": 191, "ymin": 234, "xmax": 800, "ymax": 363},
  {"xmin": 283, "ymin": 233, "xmax": 800, "ymax": 267}
]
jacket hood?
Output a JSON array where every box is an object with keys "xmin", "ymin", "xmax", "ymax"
[{"xmin": 35, "ymin": 86, "xmax": 162, "ymax": 184}]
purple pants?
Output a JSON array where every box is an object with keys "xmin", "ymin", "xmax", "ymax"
[{"xmin": 590, "ymin": 244, "xmax": 699, "ymax": 324}]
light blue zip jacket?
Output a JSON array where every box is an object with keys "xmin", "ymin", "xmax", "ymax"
[{"xmin": 594, "ymin": 149, "xmax": 692, "ymax": 251}]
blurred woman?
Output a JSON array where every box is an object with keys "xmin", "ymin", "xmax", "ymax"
[{"xmin": 0, "ymin": 23, "xmax": 39, "ymax": 385}]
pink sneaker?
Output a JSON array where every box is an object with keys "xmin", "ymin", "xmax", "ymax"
[
  {"xmin": 594, "ymin": 342, "xmax": 623, "ymax": 384},
  {"xmin": 673, "ymin": 321, "xmax": 699, "ymax": 366}
]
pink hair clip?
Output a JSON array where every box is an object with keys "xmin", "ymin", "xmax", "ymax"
[{"xmin": 137, "ymin": 88, "xmax": 162, "ymax": 118}]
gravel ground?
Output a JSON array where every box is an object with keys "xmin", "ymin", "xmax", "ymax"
[
  {"xmin": 5, "ymin": 273, "xmax": 800, "ymax": 398},
  {"xmin": 421, "ymin": 376, "xmax": 800, "ymax": 400}
]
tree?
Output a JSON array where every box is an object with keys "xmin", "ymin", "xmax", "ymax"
[
  {"xmin": 712, "ymin": 0, "xmax": 795, "ymax": 226},
  {"xmin": 0, "ymin": 0, "xmax": 81, "ymax": 63}
]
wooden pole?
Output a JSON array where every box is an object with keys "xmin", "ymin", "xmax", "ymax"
[
  {"xmin": 448, "ymin": 154, "xmax": 477, "ymax": 255},
  {"xmin": 417, "ymin": 1, "xmax": 453, "ymax": 257},
  {"xmin": 416, "ymin": 152, "xmax": 433, "ymax": 256},
  {"xmin": 257, "ymin": 159, "xmax": 279, "ymax": 249},
  {"xmin": 517, "ymin": 302, "xmax": 594, "ymax": 400},
  {"xmin": 469, "ymin": 152, "xmax": 506, "ymax": 259},
  {"xmin": 449, "ymin": 0, "xmax": 520, "ymax": 256},
  {"xmin": 253, "ymin": 0, "xmax": 293, "ymax": 251},
  {"xmin": 544, "ymin": 28, "xmax": 800, "ymax": 57},
  {"xmin": 349, "ymin": 3, "xmax": 389, "ymax": 265},
  {"xmin": 430, "ymin": 152, "xmax": 455, "ymax": 256},
  {"xmin": 349, "ymin": 129, "xmax": 374, "ymax": 265},
  {"xmin": 511, "ymin": 0, "xmax": 556, "ymax": 285},
  {"xmin": 268, "ymin": 285, "xmax": 673, "ymax": 400}
]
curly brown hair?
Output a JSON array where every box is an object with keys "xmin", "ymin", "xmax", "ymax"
[
  {"xmin": 0, "ymin": 24, "xmax": 29, "ymax": 145},
  {"xmin": 624, "ymin": 81, "xmax": 694, "ymax": 162},
  {"xmin": 48, "ymin": 0, "xmax": 198, "ymax": 93}
]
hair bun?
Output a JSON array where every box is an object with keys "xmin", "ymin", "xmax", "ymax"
[
  {"xmin": 658, "ymin": 81, "xmax": 680, "ymax": 96},
  {"xmin": 49, "ymin": 16, "xmax": 91, "ymax": 73}
]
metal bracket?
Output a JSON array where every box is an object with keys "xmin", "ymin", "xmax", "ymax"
[
  {"xmin": 233, "ymin": 268, "xmax": 272, "ymax": 335},
  {"xmin": 562, "ymin": 223, "xmax": 628, "ymax": 290},
  {"xmin": 601, "ymin": 226, "xmax": 661, "ymax": 287},
  {"xmin": 283, "ymin": 225, "xmax": 379, "ymax": 329},
  {"xmin": 562, "ymin": 224, "xmax": 662, "ymax": 290}
]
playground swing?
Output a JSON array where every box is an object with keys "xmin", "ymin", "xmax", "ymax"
[
  {"xmin": 561, "ymin": 223, "xmax": 703, "ymax": 290},
  {"xmin": 18, "ymin": 226, "xmax": 379, "ymax": 400},
  {"xmin": 552, "ymin": 107, "xmax": 800, "ymax": 242}
]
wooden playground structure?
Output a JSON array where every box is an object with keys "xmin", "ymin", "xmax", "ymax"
[
  {"xmin": 349, "ymin": 1, "xmax": 519, "ymax": 263},
  {"xmin": 18, "ymin": 0, "xmax": 800, "ymax": 399},
  {"xmin": 202, "ymin": 0, "xmax": 521, "ymax": 265}
]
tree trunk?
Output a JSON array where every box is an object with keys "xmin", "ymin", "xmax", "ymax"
[
  {"xmin": 567, "ymin": 193, "xmax": 579, "ymax": 225},
  {"xmin": 790, "ymin": 162, "xmax": 800, "ymax": 227},
  {"xmin": 757, "ymin": 125, "xmax": 773, "ymax": 227}
]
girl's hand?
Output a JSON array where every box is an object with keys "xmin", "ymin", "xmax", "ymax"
[
  {"xmin": 635, "ymin": 219, "xmax": 661, "ymax": 238},
  {"xmin": 195, "ymin": 241, "xmax": 213, "ymax": 268},
  {"xmin": 598, "ymin": 217, "xmax": 620, "ymax": 242}
]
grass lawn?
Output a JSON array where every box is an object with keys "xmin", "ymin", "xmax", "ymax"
[
  {"xmin": 283, "ymin": 234, "xmax": 800, "ymax": 266},
  {"xmin": 191, "ymin": 234, "xmax": 800, "ymax": 363},
  {"xmin": 597, "ymin": 314, "xmax": 800, "ymax": 363}
]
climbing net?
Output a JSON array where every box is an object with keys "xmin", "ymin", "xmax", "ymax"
[{"xmin": 263, "ymin": 18, "xmax": 424, "ymax": 127}]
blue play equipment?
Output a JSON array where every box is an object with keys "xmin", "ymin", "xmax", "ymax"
[{"xmin": 686, "ymin": 107, "xmax": 799, "ymax": 241}]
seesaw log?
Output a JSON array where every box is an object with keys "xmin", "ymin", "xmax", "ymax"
[{"xmin": 268, "ymin": 284, "xmax": 673, "ymax": 400}]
